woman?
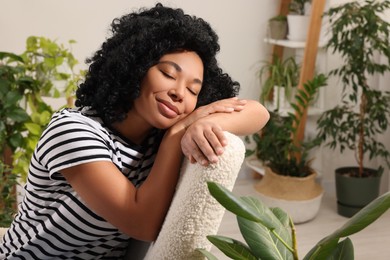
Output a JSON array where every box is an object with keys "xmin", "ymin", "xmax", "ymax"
[{"xmin": 0, "ymin": 3, "xmax": 269, "ymax": 259}]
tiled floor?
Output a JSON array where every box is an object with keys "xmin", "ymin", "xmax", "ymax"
[{"xmin": 211, "ymin": 177, "xmax": 390, "ymax": 260}]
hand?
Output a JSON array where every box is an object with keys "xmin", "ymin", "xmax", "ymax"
[
  {"xmin": 180, "ymin": 97, "xmax": 247, "ymax": 166},
  {"xmin": 181, "ymin": 118, "xmax": 226, "ymax": 166}
]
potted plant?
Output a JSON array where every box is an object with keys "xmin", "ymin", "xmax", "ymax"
[
  {"xmin": 197, "ymin": 181, "xmax": 390, "ymax": 259},
  {"xmin": 268, "ymin": 15, "xmax": 288, "ymax": 40},
  {"xmin": 246, "ymin": 74, "xmax": 327, "ymax": 223},
  {"xmin": 258, "ymin": 56, "xmax": 300, "ymax": 111},
  {"xmin": 316, "ymin": 0, "xmax": 390, "ymax": 217},
  {"xmin": 287, "ymin": 0, "xmax": 312, "ymax": 41},
  {"xmin": 0, "ymin": 36, "xmax": 83, "ymax": 181}
]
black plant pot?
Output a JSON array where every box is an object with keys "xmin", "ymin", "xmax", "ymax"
[{"xmin": 335, "ymin": 167, "xmax": 382, "ymax": 218}]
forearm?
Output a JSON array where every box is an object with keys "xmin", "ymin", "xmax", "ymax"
[{"xmin": 203, "ymin": 99, "xmax": 269, "ymax": 136}]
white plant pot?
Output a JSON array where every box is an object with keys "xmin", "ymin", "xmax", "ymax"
[
  {"xmin": 254, "ymin": 167, "xmax": 324, "ymax": 224},
  {"xmin": 287, "ymin": 15, "xmax": 310, "ymax": 42}
]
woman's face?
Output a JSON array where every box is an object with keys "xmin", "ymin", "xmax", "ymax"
[{"xmin": 133, "ymin": 51, "xmax": 204, "ymax": 129}]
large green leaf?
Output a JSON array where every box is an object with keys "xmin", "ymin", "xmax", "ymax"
[
  {"xmin": 304, "ymin": 192, "xmax": 390, "ymax": 259},
  {"xmin": 238, "ymin": 197, "xmax": 294, "ymax": 260},
  {"xmin": 207, "ymin": 182, "xmax": 265, "ymax": 224},
  {"xmin": 328, "ymin": 238, "xmax": 354, "ymax": 260},
  {"xmin": 206, "ymin": 235, "xmax": 257, "ymax": 260}
]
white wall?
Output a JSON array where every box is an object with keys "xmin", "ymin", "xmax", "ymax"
[
  {"xmin": 0, "ymin": 0, "xmax": 278, "ymax": 178},
  {"xmin": 0, "ymin": 0, "xmax": 278, "ymax": 100},
  {"xmin": 1, "ymin": 0, "xmax": 389, "ymax": 187}
]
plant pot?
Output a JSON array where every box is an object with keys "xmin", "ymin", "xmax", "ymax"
[
  {"xmin": 287, "ymin": 15, "xmax": 310, "ymax": 41},
  {"xmin": 254, "ymin": 167, "xmax": 323, "ymax": 223},
  {"xmin": 335, "ymin": 167, "xmax": 382, "ymax": 218},
  {"xmin": 268, "ymin": 20, "xmax": 287, "ymax": 40}
]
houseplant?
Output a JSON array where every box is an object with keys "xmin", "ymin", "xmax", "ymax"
[
  {"xmin": 287, "ymin": 0, "xmax": 312, "ymax": 41},
  {"xmin": 268, "ymin": 15, "xmax": 288, "ymax": 40},
  {"xmin": 0, "ymin": 36, "xmax": 83, "ymax": 181},
  {"xmin": 258, "ymin": 55, "xmax": 300, "ymax": 111},
  {"xmin": 197, "ymin": 181, "xmax": 390, "ymax": 260},
  {"xmin": 316, "ymin": 0, "xmax": 390, "ymax": 217},
  {"xmin": 0, "ymin": 36, "xmax": 83, "ymax": 224},
  {"xmin": 246, "ymin": 74, "xmax": 327, "ymax": 223}
]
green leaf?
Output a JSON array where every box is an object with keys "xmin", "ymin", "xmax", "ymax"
[
  {"xmin": 3, "ymin": 91, "xmax": 23, "ymax": 109},
  {"xmin": 8, "ymin": 108, "xmax": 30, "ymax": 122},
  {"xmin": 195, "ymin": 248, "xmax": 219, "ymax": 260},
  {"xmin": 304, "ymin": 192, "xmax": 390, "ymax": 259},
  {"xmin": 329, "ymin": 238, "xmax": 354, "ymax": 260},
  {"xmin": 207, "ymin": 235, "xmax": 257, "ymax": 260},
  {"xmin": 0, "ymin": 51, "xmax": 24, "ymax": 62},
  {"xmin": 24, "ymin": 123, "xmax": 42, "ymax": 136},
  {"xmin": 207, "ymin": 182, "xmax": 264, "ymax": 224},
  {"xmin": 238, "ymin": 197, "xmax": 294, "ymax": 260}
]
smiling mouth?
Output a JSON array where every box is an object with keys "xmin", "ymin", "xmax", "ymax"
[{"xmin": 157, "ymin": 100, "xmax": 179, "ymax": 119}]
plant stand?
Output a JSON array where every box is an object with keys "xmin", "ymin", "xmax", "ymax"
[
  {"xmin": 335, "ymin": 167, "xmax": 382, "ymax": 218},
  {"xmin": 254, "ymin": 167, "xmax": 323, "ymax": 223}
]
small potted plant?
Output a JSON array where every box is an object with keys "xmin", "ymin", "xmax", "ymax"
[
  {"xmin": 287, "ymin": 0, "xmax": 312, "ymax": 41},
  {"xmin": 268, "ymin": 15, "xmax": 288, "ymax": 40},
  {"xmin": 316, "ymin": 0, "xmax": 390, "ymax": 217},
  {"xmin": 258, "ymin": 56, "xmax": 300, "ymax": 111},
  {"xmin": 246, "ymin": 74, "xmax": 327, "ymax": 223}
]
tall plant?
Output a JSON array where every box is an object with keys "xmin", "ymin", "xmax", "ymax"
[
  {"xmin": 0, "ymin": 36, "xmax": 83, "ymax": 180},
  {"xmin": 316, "ymin": 0, "xmax": 390, "ymax": 177}
]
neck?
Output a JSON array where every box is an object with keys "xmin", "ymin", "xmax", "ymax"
[{"xmin": 111, "ymin": 111, "xmax": 152, "ymax": 145}]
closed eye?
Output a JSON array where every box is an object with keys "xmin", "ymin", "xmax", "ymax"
[
  {"xmin": 160, "ymin": 70, "xmax": 175, "ymax": 80},
  {"xmin": 187, "ymin": 87, "xmax": 198, "ymax": 96}
]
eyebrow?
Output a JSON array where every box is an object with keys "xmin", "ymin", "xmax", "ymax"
[{"xmin": 157, "ymin": 61, "xmax": 203, "ymax": 85}]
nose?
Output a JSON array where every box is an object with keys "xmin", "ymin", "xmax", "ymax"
[{"xmin": 168, "ymin": 85, "xmax": 185, "ymax": 102}]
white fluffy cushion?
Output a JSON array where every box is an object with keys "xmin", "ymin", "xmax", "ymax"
[{"xmin": 143, "ymin": 132, "xmax": 245, "ymax": 259}]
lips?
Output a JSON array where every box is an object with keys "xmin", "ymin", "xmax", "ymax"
[{"xmin": 157, "ymin": 99, "xmax": 180, "ymax": 119}]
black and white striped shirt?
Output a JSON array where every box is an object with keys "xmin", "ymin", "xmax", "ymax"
[{"xmin": 0, "ymin": 108, "xmax": 162, "ymax": 259}]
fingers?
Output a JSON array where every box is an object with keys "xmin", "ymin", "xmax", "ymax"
[{"xmin": 181, "ymin": 123, "xmax": 227, "ymax": 166}]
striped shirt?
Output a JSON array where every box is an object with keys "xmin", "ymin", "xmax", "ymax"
[{"xmin": 0, "ymin": 108, "xmax": 162, "ymax": 259}]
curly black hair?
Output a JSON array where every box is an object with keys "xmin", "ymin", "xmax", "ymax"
[{"xmin": 76, "ymin": 3, "xmax": 240, "ymax": 124}]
